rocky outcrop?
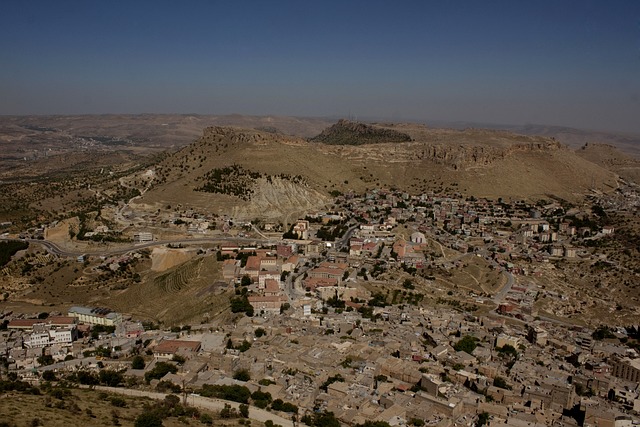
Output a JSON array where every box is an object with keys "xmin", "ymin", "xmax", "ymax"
[
  {"xmin": 198, "ymin": 126, "xmax": 303, "ymax": 147},
  {"xmin": 416, "ymin": 140, "xmax": 563, "ymax": 169},
  {"xmin": 320, "ymin": 139, "xmax": 563, "ymax": 170},
  {"xmin": 309, "ymin": 119, "xmax": 412, "ymax": 145}
]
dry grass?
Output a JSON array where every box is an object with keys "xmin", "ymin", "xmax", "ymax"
[
  {"xmin": 101, "ymin": 254, "xmax": 232, "ymax": 326},
  {"xmin": 0, "ymin": 388, "xmax": 253, "ymax": 427}
]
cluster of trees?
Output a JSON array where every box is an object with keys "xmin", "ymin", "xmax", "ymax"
[
  {"xmin": 197, "ymin": 384, "xmax": 251, "ymax": 403},
  {"xmin": 282, "ymin": 224, "xmax": 299, "ymax": 240},
  {"xmin": 453, "ymin": 335, "xmax": 479, "ymax": 355},
  {"xmin": 592, "ymin": 325, "xmax": 616, "ymax": 340},
  {"xmin": 316, "ymin": 223, "xmax": 349, "ymax": 241},
  {"xmin": 0, "ymin": 375, "xmax": 41, "ymax": 395},
  {"xmin": 301, "ymin": 410, "xmax": 341, "ymax": 427},
  {"xmin": 230, "ymin": 294, "xmax": 254, "ymax": 317},
  {"xmin": 67, "ymin": 368, "xmax": 126, "ymax": 387},
  {"xmin": 248, "ymin": 389, "xmax": 297, "ymax": 413},
  {"xmin": 226, "ymin": 339, "xmax": 252, "ymax": 353},
  {"xmin": 144, "ymin": 362, "xmax": 178, "ymax": 383},
  {"xmin": 194, "ymin": 165, "xmax": 260, "ymax": 200},
  {"xmin": 134, "ymin": 394, "xmax": 201, "ymax": 427}
]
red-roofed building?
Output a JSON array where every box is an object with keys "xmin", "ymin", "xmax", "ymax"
[
  {"xmin": 8, "ymin": 316, "xmax": 76, "ymax": 330},
  {"xmin": 154, "ymin": 339, "xmax": 201, "ymax": 359},
  {"xmin": 264, "ymin": 279, "xmax": 281, "ymax": 296}
]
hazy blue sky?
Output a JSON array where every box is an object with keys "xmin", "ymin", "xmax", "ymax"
[{"xmin": 1, "ymin": 1, "xmax": 639, "ymax": 133}]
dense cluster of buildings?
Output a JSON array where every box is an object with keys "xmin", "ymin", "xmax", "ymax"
[{"xmin": 2, "ymin": 184, "xmax": 640, "ymax": 426}]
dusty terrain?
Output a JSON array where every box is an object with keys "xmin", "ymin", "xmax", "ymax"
[
  {"xmin": 0, "ymin": 387, "xmax": 252, "ymax": 427},
  {"xmin": 0, "ymin": 115, "xmax": 639, "ymax": 327}
]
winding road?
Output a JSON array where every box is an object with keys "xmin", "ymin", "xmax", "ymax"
[{"xmin": 2, "ymin": 236, "xmax": 269, "ymax": 259}]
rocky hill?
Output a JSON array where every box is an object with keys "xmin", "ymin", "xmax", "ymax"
[
  {"xmin": 576, "ymin": 142, "xmax": 640, "ymax": 184},
  {"xmin": 309, "ymin": 119, "xmax": 412, "ymax": 145},
  {"xmin": 129, "ymin": 122, "xmax": 620, "ymax": 222}
]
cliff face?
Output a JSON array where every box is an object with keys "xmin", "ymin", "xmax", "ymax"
[
  {"xmin": 319, "ymin": 139, "xmax": 563, "ymax": 170},
  {"xmin": 416, "ymin": 140, "xmax": 563, "ymax": 169},
  {"xmin": 309, "ymin": 120, "xmax": 564, "ymax": 169}
]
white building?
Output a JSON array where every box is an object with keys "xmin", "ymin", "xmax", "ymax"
[
  {"xmin": 133, "ymin": 232, "xmax": 153, "ymax": 242},
  {"xmin": 23, "ymin": 327, "xmax": 76, "ymax": 348}
]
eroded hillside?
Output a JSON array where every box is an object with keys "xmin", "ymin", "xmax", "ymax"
[{"xmin": 134, "ymin": 123, "xmax": 618, "ymax": 221}]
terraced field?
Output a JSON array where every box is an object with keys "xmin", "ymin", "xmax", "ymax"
[
  {"xmin": 155, "ymin": 257, "xmax": 204, "ymax": 293},
  {"xmin": 101, "ymin": 254, "xmax": 233, "ymax": 325}
]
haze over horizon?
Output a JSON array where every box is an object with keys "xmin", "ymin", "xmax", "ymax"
[{"xmin": 1, "ymin": 1, "xmax": 639, "ymax": 134}]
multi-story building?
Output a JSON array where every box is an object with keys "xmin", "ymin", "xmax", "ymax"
[
  {"xmin": 612, "ymin": 357, "xmax": 640, "ymax": 384},
  {"xmin": 23, "ymin": 325, "xmax": 77, "ymax": 348},
  {"xmin": 68, "ymin": 306, "xmax": 122, "ymax": 326}
]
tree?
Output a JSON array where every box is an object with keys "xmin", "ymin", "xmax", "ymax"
[
  {"xmin": 99, "ymin": 369, "xmax": 124, "ymax": 387},
  {"xmin": 171, "ymin": 354, "xmax": 186, "ymax": 365},
  {"xmin": 220, "ymin": 403, "xmax": 236, "ymax": 418},
  {"xmin": 198, "ymin": 384, "xmax": 251, "ymax": 403},
  {"xmin": 132, "ymin": 355, "xmax": 145, "ymax": 370},
  {"xmin": 239, "ymin": 404, "xmax": 249, "ymax": 418},
  {"xmin": 271, "ymin": 398, "xmax": 298, "ymax": 413},
  {"xmin": 241, "ymin": 275, "xmax": 252, "ymax": 287},
  {"xmin": 320, "ymin": 374, "xmax": 344, "ymax": 391},
  {"xmin": 110, "ymin": 396, "xmax": 127, "ymax": 407},
  {"xmin": 75, "ymin": 370, "xmax": 98, "ymax": 385},
  {"xmin": 230, "ymin": 295, "xmax": 254, "ymax": 316},
  {"xmin": 41, "ymin": 370, "xmax": 57, "ymax": 382},
  {"xmin": 477, "ymin": 412, "xmax": 490, "ymax": 427},
  {"xmin": 134, "ymin": 412, "xmax": 163, "ymax": 427},
  {"xmin": 251, "ymin": 390, "xmax": 272, "ymax": 408},
  {"xmin": 301, "ymin": 410, "xmax": 340, "ymax": 427},
  {"xmin": 37, "ymin": 355, "xmax": 54, "ymax": 366},
  {"xmin": 453, "ymin": 335, "xmax": 478, "ymax": 355},
  {"xmin": 493, "ymin": 376, "xmax": 511, "ymax": 390},
  {"xmin": 402, "ymin": 279, "xmax": 415, "ymax": 290},
  {"xmin": 496, "ymin": 344, "xmax": 518, "ymax": 359},
  {"xmin": 144, "ymin": 362, "xmax": 178, "ymax": 383},
  {"xmin": 233, "ymin": 369, "xmax": 251, "ymax": 382},
  {"xmin": 592, "ymin": 325, "xmax": 615, "ymax": 340}
]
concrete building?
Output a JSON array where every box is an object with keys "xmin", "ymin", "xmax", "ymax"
[
  {"xmin": 68, "ymin": 306, "xmax": 122, "ymax": 326},
  {"xmin": 612, "ymin": 357, "xmax": 640, "ymax": 384}
]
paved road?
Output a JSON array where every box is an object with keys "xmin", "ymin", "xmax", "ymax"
[
  {"xmin": 1, "ymin": 236, "xmax": 269, "ymax": 259},
  {"xmin": 493, "ymin": 270, "xmax": 515, "ymax": 304},
  {"xmin": 88, "ymin": 385, "xmax": 299, "ymax": 427}
]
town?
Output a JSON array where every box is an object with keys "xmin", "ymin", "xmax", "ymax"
[{"xmin": 1, "ymin": 185, "xmax": 639, "ymax": 427}]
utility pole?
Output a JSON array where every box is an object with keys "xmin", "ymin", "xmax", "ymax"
[{"xmin": 182, "ymin": 379, "xmax": 187, "ymax": 406}]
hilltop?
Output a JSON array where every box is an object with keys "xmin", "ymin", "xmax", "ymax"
[
  {"xmin": 309, "ymin": 119, "xmax": 412, "ymax": 145},
  {"xmin": 0, "ymin": 116, "xmax": 628, "ymax": 230},
  {"xmin": 130, "ymin": 122, "xmax": 618, "ymax": 223}
]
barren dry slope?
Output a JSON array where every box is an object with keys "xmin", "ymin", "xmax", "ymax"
[
  {"xmin": 101, "ymin": 254, "xmax": 231, "ymax": 325},
  {"xmin": 134, "ymin": 122, "xmax": 619, "ymax": 220},
  {"xmin": 575, "ymin": 142, "xmax": 640, "ymax": 185}
]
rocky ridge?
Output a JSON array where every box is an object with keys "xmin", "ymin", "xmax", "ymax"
[{"xmin": 309, "ymin": 119, "xmax": 413, "ymax": 145}]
